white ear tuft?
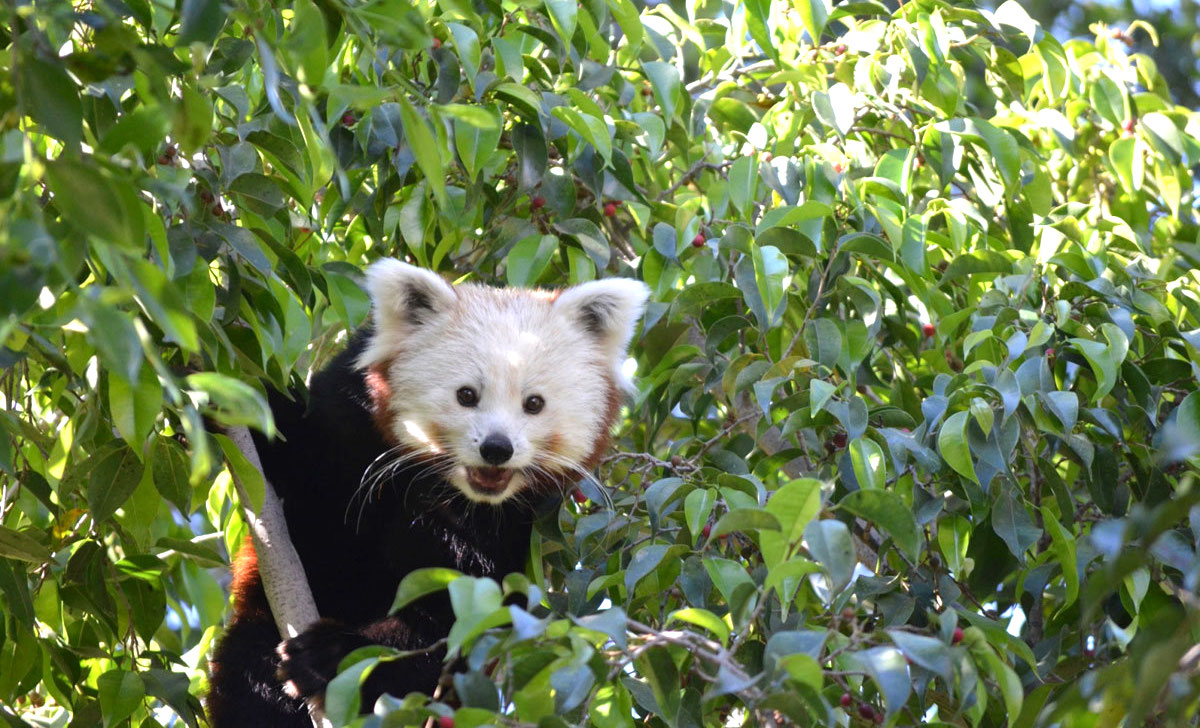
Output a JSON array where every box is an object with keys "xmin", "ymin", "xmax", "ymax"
[
  {"xmin": 554, "ymin": 277, "xmax": 650, "ymax": 366},
  {"xmin": 358, "ymin": 259, "xmax": 456, "ymax": 367}
]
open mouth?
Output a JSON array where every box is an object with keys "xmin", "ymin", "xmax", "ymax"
[{"xmin": 465, "ymin": 466, "xmax": 515, "ymax": 494}]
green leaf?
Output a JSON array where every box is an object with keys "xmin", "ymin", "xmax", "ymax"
[
  {"xmin": 282, "ymin": 0, "xmax": 328, "ymax": 85},
  {"xmin": 887, "ymin": 629, "xmax": 952, "ymax": 679},
  {"xmin": 186, "ymin": 373, "xmax": 275, "ymax": 435},
  {"xmin": 506, "ymin": 234, "xmax": 558, "ymax": 287},
  {"xmin": 97, "ymin": 669, "xmax": 145, "ymax": 727},
  {"xmin": 710, "ymin": 508, "xmax": 781, "ymax": 539},
  {"xmin": 992, "ymin": 490, "xmax": 1040, "ymax": 559},
  {"xmin": 847, "ymin": 647, "xmax": 910, "ymax": 717},
  {"xmin": 1069, "ymin": 338, "xmax": 1117, "ymax": 402},
  {"xmin": 46, "ymin": 158, "xmax": 144, "ymax": 247},
  {"xmin": 178, "ymin": 0, "xmax": 223, "ymax": 43},
  {"xmin": 389, "ymin": 568, "xmax": 462, "ymax": 613},
  {"xmin": 810, "ymin": 380, "xmax": 836, "ymax": 416},
  {"xmin": 804, "ymin": 318, "xmax": 842, "ymax": 371},
  {"xmin": 761, "ymin": 478, "xmax": 823, "ymax": 569},
  {"xmin": 667, "ymin": 607, "xmax": 730, "ymax": 645},
  {"xmin": 554, "ymin": 218, "xmax": 610, "ymax": 269},
  {"xmin": 642, "ymin": 61, "xmax": 682, "ymax": 121},
  {"xmin": 634, "ymin": 646, "xmax": 679, "ymax": 721},
  {"xmin": 750, "ymin": 245, "xmax": 788, "ymax": 329},
  {"xmin": 625, "ymin": 544, "xmax": 676, "ymax": 595},
  {"xmin": 744, "ymin": 0, "xmax": 778, "ymax": 62},
  {"xmin": 847, "ymin": 437, "xmax": 885, "ymax": 490},
  {"xmin": 88, "ymin": 444, "xmax": 147, "ymax": 523},
  {"xmin": 684, "ymin": 488, "xmax": 717, "ymax": 539},
  {"xmin": 605, "ymin": 0, "xmax": 642, "ymax": 54},
  {"xmin": 446, "ymin": 576, "xmax": 508, "ymax": 654},
  {"xmin": 20, "ymin": 57, "xmax": 83, "ymax": 147},
  {"xmin": 454, "ymin": 112, "xmax": 503, "ymax": 181},
  {"xmin": 1089, "ymin": 75, "xmax": 1126, "ymax": 128},
  {"xmin": 1141, "ymin": 112, "xmax": 1183, "ymax": 163},
  {"xmin": 938, "ymin": 411, "xmax": 977, "ymax": 483},
  {"xmin": 940, "ymin": 249, "xmax": 1012, "ymax": 282},
  {"xmin": 446, "ymin": 23, "xmax": 481, "ymax": 87},
  {"xmin": 324, "ymin": 657, "xmax": 377, "ymax": 724},
  {"xmin": 551, "ymin": 106, "xmax": 612, "ymax": 165},
  {"xmin": 728, "ymin": 155, "xmax": 758, "ymax": 213},
  {"xmin": 216, "ymin": 433, "xmax": 266, "ymax": 513},
  {"xmin": 0, "ymin": 526, "xmax": 52, "ymax": 564},
  {"xmin": 1040, "ymin": 506, "xmax": 1079, "ymax": 611},
  {"xmin": 838, "ymin": 490, "xmax": 920, "ymax": 562},
  {"xmin": 543, "ymin": 0, "xmax": 578, "ymax": 45},
  {"xmin": 109, "ymin": 359, "xmax": 162, "ymax": 448},
  {"xmin": 803, "ymin": 519, "xmax": 855, "ymax": 596},
  {"xmin": 395, "ymin": 96, "xmax": 445, "ymax": 205},
  {"xmin": 795, "ymin": 0, "xmax": 832, "ymax": 42}
]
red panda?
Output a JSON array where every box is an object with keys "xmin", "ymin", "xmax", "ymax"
[{"xmin": 205, "ymin": 261, "xmax": 648, "ymax": 726}]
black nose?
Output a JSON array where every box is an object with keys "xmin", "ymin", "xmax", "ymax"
[{"xmin": 479, "ymin": 434, "xmax": 513, "ymax": 465}]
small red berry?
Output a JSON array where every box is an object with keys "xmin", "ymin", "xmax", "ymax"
[
  {"xmin": 604, "ymin": 202, "xmax": 616, "ymax": 217},
  {"xmin": 572, "ymin": 489, "xmax": 588, "ymax": 504},
  {"xmin": 834, "ymin": 162, "xmax": 846, "ymax": 173},
  {"xmin": 1046, "ymin": 347, "xmax": 1055, "ymax": 358},
  {"xmin": 157, "ymin": 155, "xmax": 171, "ymax": 165},
  {"xmin": 922, "ymin": 323, "xmax": 935, "ymax": 338},
  {"xmin": 692, "ymin": 233, "xmax": 706, "ymax": 247},
  {"xmin": 641, "ymin": 86, "xmax": 652, "ymax": 96},
  {"xmin": 432, "ymin": 37, "xmax": 442, "ymax": 49},
  {"xmin": 438, "ymin": 717, "xmax": 454, "ymax": 728},
  {"xmin": 342, "ymin": 112, "xmax": 356, "ymax": 126},
  {"xmin": 914, "ymin": 155, "xmax": 924, "ymax": 168},
  {"xmin": 701, "ymin": 523, "xmax": 712, "ymax": 538},
  {"xmin": 830, "ymin": 432, "xmax": 847, "ymax": 449},
  {"xmin": 1122, "ymin": 118, "xmax": 1136, "ymax": 135},
  {"xmin": 762, "ymin": 151, "xmax": 773, "ymax": 162},
  {"xmin": 531, "ymin": 196, "xmax": 546, "ymax": 210},
  {"xmin": 952, "ymin": 627, "xmax": 964, "ymax": 644},
  {"xmin": 835, "ymin": 44, "xmax": 848, "ymax": 55},
  {"xmin": 858, "ymin": 704, "xmax": 875, "ymax": 720},
  {"xmin": 839, "ymin": 693, "xmax": 852, "ymax": 708}
]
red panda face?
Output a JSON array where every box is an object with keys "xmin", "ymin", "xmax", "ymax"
[{"xmin": 356, "ymin": 260, "xmax": 649, "ymax": 505}]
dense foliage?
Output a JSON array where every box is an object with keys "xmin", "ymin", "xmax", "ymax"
[{"xmin": 3, "ymin": 0, "xmax": 1200, "ymax": 726}]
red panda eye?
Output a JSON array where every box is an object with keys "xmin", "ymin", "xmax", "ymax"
[
  {"xmin": 523, "ymin": 395, "xmax": 544, "ymax": 414},
  {"xmin": 456, "ymin": 387, "xmax": 478, "ymax": 407}
]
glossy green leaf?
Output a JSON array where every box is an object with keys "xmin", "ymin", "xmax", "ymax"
[
  {"xmin": 938, "ymin": 411, "xmax": 977, "ymax": 483},
  {"xmin": 839, "ymin": 489, "xmax": 920, "ymax": 562}
]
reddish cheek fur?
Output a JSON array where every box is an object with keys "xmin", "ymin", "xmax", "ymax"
[
  {"xmin": 583, "ymin": 377, "xmax": 621, "ymax": 469},
  {"xmin": 364, "ymin": 362, "xmax": 399, "ymax": 445}
]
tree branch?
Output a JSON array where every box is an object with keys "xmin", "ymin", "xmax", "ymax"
[{"xmin": 226, "ymin": 425, "xmax": 332, "ymax": 728}]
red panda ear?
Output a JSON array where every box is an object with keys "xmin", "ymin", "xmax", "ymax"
[
  {"xmin": 359, "ymin": 260, "xmax": 456, "ymax": 365},
  {"xmin": 554, "ymin": 278, "xmax": 650, "ymax": 364}
]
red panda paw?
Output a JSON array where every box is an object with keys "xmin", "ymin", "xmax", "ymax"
[{"xmin": 276, "ymin": 618, "xmax": 361, "ymax": 700}]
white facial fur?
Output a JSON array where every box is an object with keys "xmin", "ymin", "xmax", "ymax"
[{"xmin": 357, "ymin": 259, "xmax": 649, "ymax": 504}]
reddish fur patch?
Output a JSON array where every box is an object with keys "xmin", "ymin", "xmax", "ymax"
[
  {"xmin": 364, "ymin": 362, "xmax": 398, "ymax": 444},
  {"xmin": 582, "ymin": 377, "xmax": 622, "ymax": 470},
  {"xmin": 229, "ymin": 535, "xmax": 269, "ymax": 621}
]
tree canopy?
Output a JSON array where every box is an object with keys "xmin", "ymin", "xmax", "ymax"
[{"xmin": 3, "ymin": 0, "xmax": 1200, "ymax": 726}]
